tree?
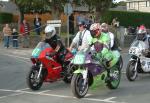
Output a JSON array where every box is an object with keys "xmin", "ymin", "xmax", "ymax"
[
  {"xmin": 11, "ymin": 0, "xmax": 51, "ymax": 23},
  {"xmin": 11, "ymin": 0, "xmax": 73, "ymax": 22},
  {"xmin": 82, "ymin": 0, "xmax": 113, "ymax": 22}
]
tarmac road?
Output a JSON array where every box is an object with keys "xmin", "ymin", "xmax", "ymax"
[{"xmin": 0, "ymin": 47, "xmax": 150, "ymax": 103}]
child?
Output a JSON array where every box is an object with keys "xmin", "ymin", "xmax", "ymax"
[{"xmin": 12, "ymin": 28, "xmax": 19, "ymax": 49}]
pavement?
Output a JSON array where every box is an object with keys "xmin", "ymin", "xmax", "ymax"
[{"xmin": 0, "ymin": 42, "xmax": 32, "ymax": 55}]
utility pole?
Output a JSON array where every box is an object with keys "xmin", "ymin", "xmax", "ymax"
[{"xmin": 64, "ymin": 0, "xmax": 73, "ymax": 47}]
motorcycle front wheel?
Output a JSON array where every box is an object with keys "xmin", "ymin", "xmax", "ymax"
[
  {"xmin": 71, "ymin": 73, "xmax": 89, "ymax": 98},
  {"xmin": 26, "ymin": 66, "xmax": 44, "ymax": 90},
  {"xmin": 119, "ymin": 56, "xmax": 123, "ymax": 69},
  {"xmin": 126, "ymin": 60, "xmax": 138, "ymax": 81}
]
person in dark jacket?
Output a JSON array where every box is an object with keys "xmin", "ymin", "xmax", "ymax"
[
  {"xmin": 44, "ymin": 25, "xmax": 70, "ymax": 74},
  {"xmin": 12, "ymin": 28, "xmax": 19, "ymax": 48},
  {"xmin": 34, "ymin": 14, "xmax": 41, "ymax": 35}
]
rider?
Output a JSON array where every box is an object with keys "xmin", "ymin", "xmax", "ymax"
[
  {"xmin": 137, "ymin": 25, "xmax": 147, "ymax": 41},
  {"xmin": 90, "ymin": 23, "xmax": 114, "ymax": 67},
  {"xmin": 44, "ymin": 25, "xmax": 69, "ymax": 73},
  {"xmin": 69, "ymin": 21, "xmax": 92, "ymax": 52},
  {"xmin": 136, "ymin": 25, "xmax": 150, "ymax": 56}
]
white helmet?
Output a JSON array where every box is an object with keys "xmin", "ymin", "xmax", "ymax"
[
  {"xmin": 45, "ymin": 25, "xmax": 56, "ymax": 39},
  {"xmin": 90, "ymin": 23, "xmax": 101, "ymax": 31}
]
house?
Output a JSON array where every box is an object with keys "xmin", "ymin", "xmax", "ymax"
[
  {"xmin": 0, "ymin": 1, "xmax": 19, "ymax": 15},
  {"xmin": 110, "ymin": 6, "xmax": 127, "ymax": 11},
  {"xmin": 126, "ymin": 0, "xmax": 150, "ymax": 12}
]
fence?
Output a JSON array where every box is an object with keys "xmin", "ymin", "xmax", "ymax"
[{"xmin": 0, "ymin": 24, "xmax": 137, "ymax": 48}]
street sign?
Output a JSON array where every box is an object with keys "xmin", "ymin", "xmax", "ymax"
[
  {"xmin": 64, "ymin": 3, "xmax": 73, "ymax": 16},
  {"xmin": 46, "ymin": 20, "xmax": 61, "ymax": 36},
  {"xmin": 47, "ymin": 20, "xmax": 61, "ymax": 27}
]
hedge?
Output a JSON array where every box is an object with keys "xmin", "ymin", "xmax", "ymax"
[
  {"xmin": 0, "ymin": 12, "xmax": 13, "ymax": 24},
  {"xmin": 101, "ymin": 10, "xmax": 150, "ymax": 28}
]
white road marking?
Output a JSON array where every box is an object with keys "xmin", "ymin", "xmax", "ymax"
[
  {"xmin": 1, "ymin": 53, "xmax": 30, "ymax": 64},
  {"xmin": 0, "ymin": 92, "xmax": 24, "ymax": 99},
  {"xmin": 2, "ymin": 53, "xmax": 29, "ymax": 60},
  {"xmin": 0, "ymin": 89, "xmax": 126, "ymax": 103},
  {"xmin": 38, "ymin": 90, "xmax": 52, "ymax": 94},
  {"xmin": 104, "ymin": 97, "xmax": 117, "ymax": 101},
  {"xmin": 85, "ymin": 93, "xmax": 93, "ymax": 97},
  {"xmin": 16, "ymin": 88, "xmax": 29, "ymax": 91}
]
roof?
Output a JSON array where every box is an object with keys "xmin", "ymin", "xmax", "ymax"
[
  {"xmin": 126, "ymin": 0, "xmax": 148, "ymax": 2},
  {"xmin": 0, "ymin": 1, "xmax": 19, "ymax": 14}
]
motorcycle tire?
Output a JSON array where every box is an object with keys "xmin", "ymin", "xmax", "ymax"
[
  {"xmin": 119, "ymin": 56, "xmax": 123, "ymax": 69},
  {"xmin": 126, "ymin": 60, "xmax": 137, "ymax": 81},
  {"xmin": 107, "ymin": 65, "xmax": 121, "ymax": 89},
  {"xmin": 71, "ymin": 73, "xmax": 89, "ymax": 98},
  {"xmin": 26, "ymin": 66, "xmax": 44, "ymax": 90}
]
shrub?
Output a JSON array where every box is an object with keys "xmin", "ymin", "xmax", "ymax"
[
  {"xmin": 101, "ymin": 10, "xmax": 150, "ymax": 28},
  {"xmin": 0, "ymin": 12, "xmax": 13, "ymax": 24}
]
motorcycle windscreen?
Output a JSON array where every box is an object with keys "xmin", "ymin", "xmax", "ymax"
[
  {"xmin": 31, "ymin": 42, "xmax": 51, "ymax": 58},
  {"xmin": 71, "ymin": 51, "xmax": 86, "ymax": 65},
  {"xmin": 131, "ymin": 40, "xmax": 148, "ymax": 49}
]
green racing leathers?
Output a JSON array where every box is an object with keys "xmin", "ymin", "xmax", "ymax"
[{"xmin": 91, "ymin": 32, "xmax": 119, "ymax": 68}]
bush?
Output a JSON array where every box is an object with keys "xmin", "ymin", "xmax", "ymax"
[
  {"xmin": 101, "ymin": 10, "xmax": 150, "ymax": 28},
  {"xmin": 0, "ymin": 12, "xmax": 13, "ymax": 24}
]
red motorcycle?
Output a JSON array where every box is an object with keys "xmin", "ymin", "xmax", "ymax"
[{"xmin": 26, "ymin": 42, "xmax": 74, "ymax": 90}]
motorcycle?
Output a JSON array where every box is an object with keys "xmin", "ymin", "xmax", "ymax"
[
  {"xmin": 126, "ymin": 39, "xmax": 150, "ymax": 81},
  {"xmin": 26, "ymin": 42, "xmax": 74, "ymax": 90},
  {"xmin": 70, "ymin": 46, "xmax": 122, "ymax": 98}
]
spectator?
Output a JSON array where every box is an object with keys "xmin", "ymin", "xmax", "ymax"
[
  {"xmin": 69, "ymin": 13, "xmax": 74, "ymax": 35},
  {"xmin": 3, "ymin": 24, "xmax": 12, "ymax": 48},
  {"xmin": 128, "ymin": 26, "xmax": 136, "ymax": 35},
  {"xmin": 34, "ymin": 14, "xmax": 41, "ymax": 35},
  {"xmin": 20, "ymin": 19, "xmax": 30, "ymax": 48},
  {"xmin": 12, "ymin": 28, "xmax": 19, "ymax": 49},
  {"xmin": 112, "ymin": 17, "xmax": 119, "ymax": 27}
]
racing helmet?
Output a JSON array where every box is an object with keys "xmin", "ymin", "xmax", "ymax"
[
  {"xmin": 45, "ymin": 25, "xmax": 56, "ymax": 39},
  {"xmin": 90, "ymin": 23, "xmax": 101, "ymax": 37},
  {"xmin": 137, "ymin": 25, "xmax": 147, "ymax": 40}
]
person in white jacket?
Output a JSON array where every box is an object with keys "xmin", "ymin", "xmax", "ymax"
[{"xmin": 69, "ymin": 21, "xmax": 92, "ymax": 51}]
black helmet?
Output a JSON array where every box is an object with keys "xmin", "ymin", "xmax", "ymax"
[{"xmin": 78, "ymin": 21, "xmax": 86, "ymax": 28}]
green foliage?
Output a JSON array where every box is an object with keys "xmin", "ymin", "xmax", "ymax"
[
  {"xmin": 82, "ymin": 0, "xmax": 112, "ymax": 12},
  {"xmin": 12, "ymin": 0, "xmax": 51, "ymax": 13},
  {"xmin": 101, "ymin": 10, "xmax": 150, "ymax": 28},
  {"xmin": 0, "ymin": 12, "xmax": 13, "ymax": 24}
]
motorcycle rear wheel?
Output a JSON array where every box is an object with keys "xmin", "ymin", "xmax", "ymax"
[
  {"xmin": 107, "ymin": 65, "xmax": 121, "ymax": 89},
  {"xmin": 26, "ymin": 66, "xmax": 44, "ymax": 90}
]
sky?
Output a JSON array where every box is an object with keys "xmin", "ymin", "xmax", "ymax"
[
  {"xmin": 0, "ymin": 0, "xmax": 126, "ymax": 2},
  {"xmin": 113, "ymin": 0, "xmax": 126, "ymax": 3},
  {"xmin": 0, "ymin": 0, "xmax": 9, "ymax": 1}
]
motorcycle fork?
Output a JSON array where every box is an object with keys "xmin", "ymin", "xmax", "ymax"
[
  {"xmin": 134, "ymin": 58, "xmax": 139, "ymax": 72},
  {"xmin": 82, "ymin": 67, "xmax": 88, "ymax": 85},
  {"xmin": 37, "ymin": 63, "xmax": 43, "ymax": 79}
]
